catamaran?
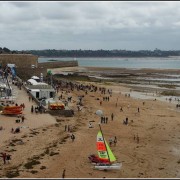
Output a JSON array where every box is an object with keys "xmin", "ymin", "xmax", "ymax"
[{"xmin": 88, "ymin": 124, "xmax": 122, "ymax": 170}]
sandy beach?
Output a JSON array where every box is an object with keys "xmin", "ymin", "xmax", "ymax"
[{"xmin": 0, "ymin": 67, "xmax": 180, "ymax": 178}]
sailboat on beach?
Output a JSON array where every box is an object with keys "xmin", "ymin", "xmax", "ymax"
[{"xmin": 88, "ymin": 124, "xmax": 122, "ymax": 170}]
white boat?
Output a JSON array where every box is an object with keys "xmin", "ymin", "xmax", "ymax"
[{"xmin": 94, "ymin": 162, "xmax": 122, "ymax": 170}]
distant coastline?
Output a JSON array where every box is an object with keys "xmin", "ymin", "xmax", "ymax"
[{"xmin": 39, "ymin": 56, "xmax": 180, "ymax": 58}]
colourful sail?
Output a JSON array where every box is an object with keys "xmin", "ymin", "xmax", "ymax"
[{"xmin": 96, "ymin": 131, "xmax": 116, "ymax": 162}]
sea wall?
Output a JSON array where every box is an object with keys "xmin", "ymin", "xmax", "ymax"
[
  {"xmin": 16, "ymin": 67, "xmax": 47, "ymax": 81},
  {"xmin": 0, "ymin": 54, "xmax": 38, "ymax": 68},
  {"xmin": 38, "ymin": 60, "xmax": 78, "ymax": 69},
  {"xmin": 16, "ymin": 60, "xmax": 78, "ymax": 81}
]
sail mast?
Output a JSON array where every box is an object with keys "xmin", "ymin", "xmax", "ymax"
[{"xmin": 98, "ymin": 123, "xmax": 111, "ymax": 163}]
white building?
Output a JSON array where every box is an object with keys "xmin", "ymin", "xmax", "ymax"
[{"xmin": 27, "ymin": 84, "xmax": 55, "ymax": 99}]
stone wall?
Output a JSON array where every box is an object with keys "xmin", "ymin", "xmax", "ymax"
[
  {"xmin": 0, "ymin": 54, "xmax": 38, "ymax": 68},
  {"xmin": 16, "ymin": 60, "xmax": 78, "ymax": 81},
  {"xmin": 16, "ymin": 67, "xmax": 47, "ymax": 81},
  {"xmin": 48, "ymin": 109, "xmax": 74, "ymax": 117},
  {"xmin": 38, "ymin": 60, "xmax": 78, "ymax": 69}
]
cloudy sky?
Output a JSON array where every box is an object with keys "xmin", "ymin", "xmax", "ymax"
[{"xmin": 0, "ymin": 1, "xmax": 180, "ymax": 51}]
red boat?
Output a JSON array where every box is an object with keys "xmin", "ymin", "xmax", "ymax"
[
  {"xmin": 2, "ymin": 106, "xmax": 23, "ymax": 115},
  {"xmin": 88, "ymin": 154, "xmax": 110, "ymax": 164}
]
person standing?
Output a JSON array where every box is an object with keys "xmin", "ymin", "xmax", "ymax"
[
  {"xmin": 105, "ymin": 117, "xmax": 108, "ymax": 124},
  {"xmin": 31, "ymin": 105, "xmax": 34, "ymax": 113},
  {"xmin": 114, "ymin": 136, "xmax": 117, "ymax": 146},
  {"xmin": 62, "ymin": 168, "xmax": 66, "ymax": 178},
  {"xmin": 101, "ymin": 116, "xmax": 103, "ymax": 124},
  {"xmin": 137, "ymin": 134, "xmax": 139, "ymax": 144},
  {"xmin": 0, "ymin": 153, "xmax": 7, "ymax": 164},
  {"xmin": 71, "ymin": 134, "xmax": 75, "ymax": 142},
  {"xmin": 21, "ymin": 116, "xmax": 25, "ymax": 123},
  {"xmin": 111, "ymin": 113, "xmax": 114, "ymax": 121},
  {"xmin": 6, "ymin": 154, "xmax": 11, "ymax": 164}
]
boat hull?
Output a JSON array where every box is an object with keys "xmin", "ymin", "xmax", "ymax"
[{"xmin": 94, "ymin": 162, "xmax": 122, "ymax": 170}]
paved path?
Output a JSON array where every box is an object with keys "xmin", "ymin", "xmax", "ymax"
[{"xmin": 0, "ymin": 79, "xmax": 56, "ymax": 146}]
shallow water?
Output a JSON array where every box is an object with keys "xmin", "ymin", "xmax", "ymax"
[{"xmin": 38, "ymin": 57, "xmax": 180, "ymax": 69}]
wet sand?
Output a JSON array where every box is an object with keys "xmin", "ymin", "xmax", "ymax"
[{"xmin": 0, "ymin": 69, "xmax": 180, "ymax": 178}]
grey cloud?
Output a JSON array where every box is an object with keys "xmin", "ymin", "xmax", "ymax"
[{"xmin": 1, "ymin": 1, "xmax": 180, "ymax": 50}]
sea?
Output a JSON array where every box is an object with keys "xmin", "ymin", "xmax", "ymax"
[
  {"xmin": 38, "ymin": 56, "xmax": 180, "ymax": 104},
  {"xmin": 38, "ymin": 56, "xmax": 180, "ymax": 69}
]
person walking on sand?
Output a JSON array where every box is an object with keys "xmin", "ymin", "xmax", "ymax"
[
  {"xmin": 21, "ymin": 115, "xmax": 25, "ymax": 123},
  {"xmin": 65, "ymin": 125, "xmax": 67, "ymax": 132},
  {"xmin": 137, "ymin": 134, "xmax": 139, "ymax": 144},
  {"xmin": 31, "ymin": 105, "xmax": 34, "ymax": 113},
  {"xmin": 109, "ymin": 137, "xmax": 113, "ymax": 146},
  {"xmin": 62, "ymin": 168, "xmax": 66, "ymax": 178},
  {"xmin": 6, "ymin": 154, "xmax": 11, "ymax": 164},
  {"xmin": 71, "ymin": 134, "xmax": 75, "ymax": 142},
  {"xmin": 0, "ymin": 152, "xmax": 7, "ymax": 164},
  {"xmin": 120, "ymin": 107, "xmax": 123, "ymax": 112},
  {"xmin": 114, "ymin": 136, "xmax": 117, "ymax": 146},
  {"xmin": 111, "ymin": 113, "xmax": 114, "ymax": 121},
  {"xmin": 138, "ymin": 107, "xmax": 140, "ymax": 113},
  {"xmin": 105, "ymin": 117, "xmax": 108, "ymax": 124}
]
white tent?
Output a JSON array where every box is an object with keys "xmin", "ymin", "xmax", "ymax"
[
  {"xmin": 27, "ymin": 79, "xmax": 38, "ymax": 85},
  {"xmin": 31, "ymin": 76, "xmax": 40, "ymax": 80}
]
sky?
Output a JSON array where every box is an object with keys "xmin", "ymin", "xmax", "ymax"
[{"xmin": 0, "ymin": 1, "xmax": 180, "ymax": 51}]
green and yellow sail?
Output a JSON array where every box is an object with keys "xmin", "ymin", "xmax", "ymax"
[{"xmin": 96, "ymin": 131, "xmax": 116, "ymax": 162}]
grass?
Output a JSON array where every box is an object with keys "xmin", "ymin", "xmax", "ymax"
[
  {"xmin": 7, "ymin": 149, "xmax": 17, "ymax": 152},
  {"xmin": 24, "ymin": 159, "xmax": 41, "ymax": 169},
  {"xmin": 49, "ymin": 152, "xmax": 59, "ymax": 156},
  {"xmin": 30, "ymin": 131, "xmax": 39, "ymax": 136},
  {"xmin": 44, "ymin": 148, "xmax": 50, "ymax": 155},
  {"xmin": 5, "ymin": 170, "xmax": 20, "ymax": 178},
  {"xmin": 161, "ymin": 91, "xmax": 180, "ymax": 96},
  {"xmin": 40, "ymin": 166, "xmax": 46, "ymax": 170},
  {"xmin": 30, "ymin": 170, "xmax": 38, "ymax": 174},
  {"xmin": 55, "ymin": 123, "xmax": 60, "ymax": 127},
  {"xmin": 54, "ymin": 74, "xmax": 91, "ymax": 81},
  {"xmin": 158, "ymin": 84, "xmax": 176, "ymax": 89},
  {"xmin": 5, "ymin": 165, "xmax": 22, "ymax": 178}
]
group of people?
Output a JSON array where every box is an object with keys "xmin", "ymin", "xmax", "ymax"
[
  {"xmin": 64, "ymin": 125, "xmax": 73, "ymax": 132},
  {"xmin": 31, "ymin": 105, "xmax": 45, "ymax": 114},
  {"xmin": 100, "ymin": 116, "xmax": 109, "ymax": 124},
  {"xmin": 0, "ymin": 152, "xmax": 11, "ymax": 164},
  {"xmin": 134, "ymin": 134, "xmax": 140, "ymax": 144},
  {"xmin": 109, "ymin": 136, "xmax": 117, "ymax": 146}
]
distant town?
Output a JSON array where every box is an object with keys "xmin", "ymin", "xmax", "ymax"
[{"xmin": 1, "ymin": 47, "xmax": 180, "ymax": 57}]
